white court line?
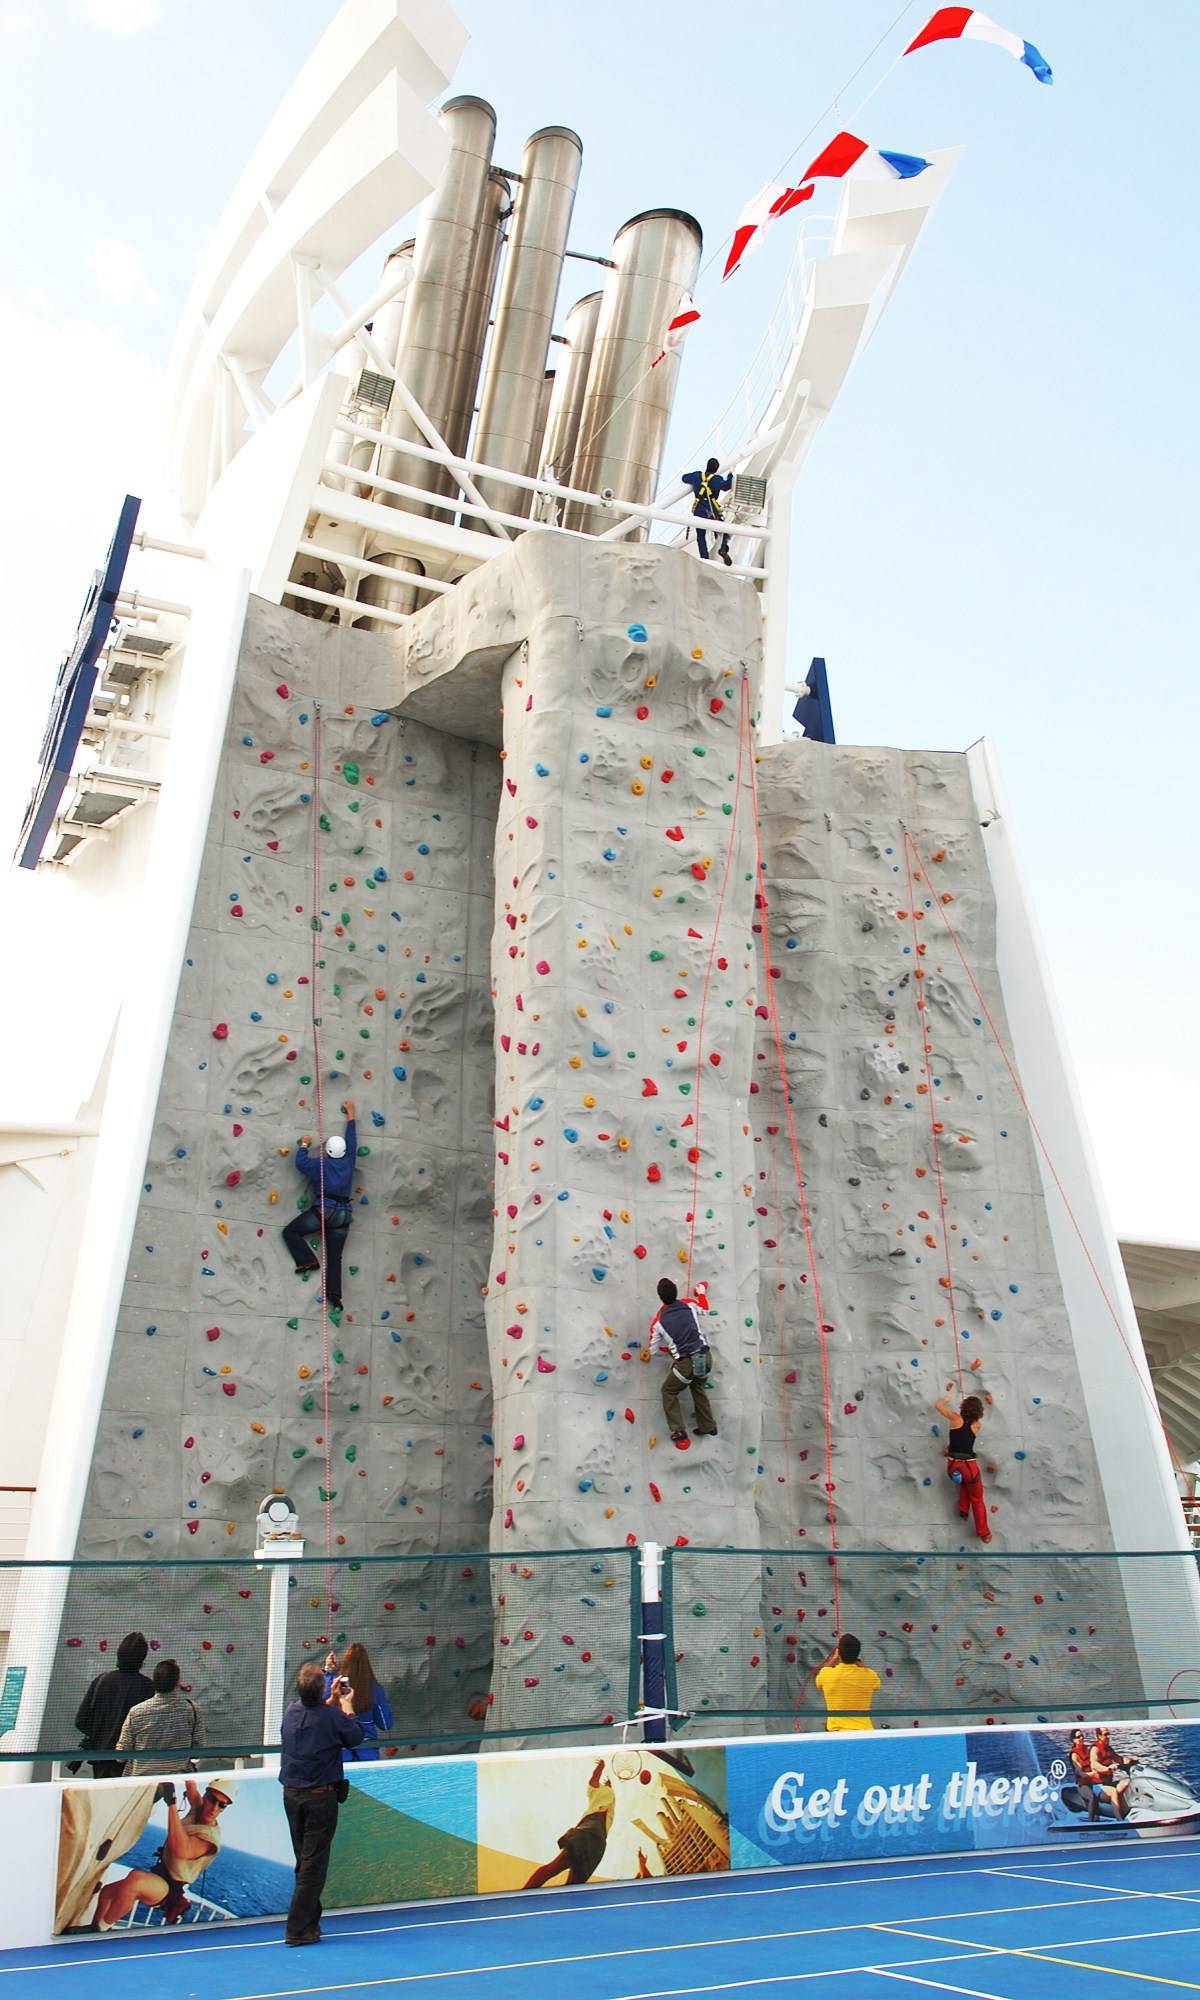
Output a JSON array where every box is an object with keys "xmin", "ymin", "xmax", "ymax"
[
  {"xmin": 990, "ymin": 1839, "xmax": 1200, "ymax": 1873},
  {"xmin": 989, "ymin": 1863, "xmax": 1200, "ymax": 1906},
  {"xmin": 867, "ymin": 1972, "xmax": 1010, "ymax": 1999},
  {"xmin": 0, "ymin": 1862, "xmax": 1118, "ymax": 1978},
  {"xmin": 608, "ymin": 1952, "xmax": 992, "ymax": 2000}
]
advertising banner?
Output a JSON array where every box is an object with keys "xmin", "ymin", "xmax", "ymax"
[
  {"xmin": 49, "ymin": 1719, "xmax": 1200, "ymax": 1939},
  {"xmin": 726, "ymin": 1719, "xmax": 1200, "ymax": 1872}
]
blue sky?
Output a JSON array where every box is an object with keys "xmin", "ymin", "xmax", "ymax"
[{"xmin": 0, "ymin": 0, "xmax": 1197, "ymax": 1238}]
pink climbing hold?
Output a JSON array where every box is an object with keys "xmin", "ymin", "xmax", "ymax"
[
  {"xmin": 230, "ymin": 904, "xmax": 244, "ymax": 918},
  {"xmin": 259, "ymin": 751, "xmax": 275, "ymax": 765},
  {"xmin": 211, "ymin": 1023, "xmax": 229, "ymax": 1040},
  {"xmin": 504, "ymin": 1507, "xmax": 514, "ymax": 1528},
  {"xmin": 523, "ymin": 1677, "xmax": 539, "ymax": 1688},
  {"xmin": 513, "ymin": 1434, "xmax": 526, "ymax": 1450},
  {"xmin": 222, "ymin": 1382, "xmax": 237, "ymax": 1397},
  {"xmin": 276, "ymin": 682, "xmax": 289, "ymax": 698},
  {"xmin": 536, "ymin": 1356, "xmax": 556, "ymax": 1373},
  {"xmin": 225, "ymin": 1170, "xmax": 241, "ymax": 1186},
  {"xmin": 506, "ymin": 1324, "xmax": 523, "ymax": 1340},
  {"xmin": 535, "ymin": 960, "xmax": 550, "ymax": 976}
]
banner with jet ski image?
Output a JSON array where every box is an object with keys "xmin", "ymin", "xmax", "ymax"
[{"xmin": 727, "ymin": 1719, "xmax": 1200, "ymax": 1870}]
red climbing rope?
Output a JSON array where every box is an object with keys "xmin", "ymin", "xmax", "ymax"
[
  {"xmin": 902, "ymin": 827, "xmax": 1185, "ymax": 1475},
  {"xmin": 685, "ymin": 673, "xmax": 752, "ymax": 1292},
  {"xmin": 307, "ymin": 702, "xmax": 337, "ymax": 1610},
  {"xmin": 745, "ymin": 741, "xmax": 842, "ymax": 1631},
  {"xmin": 901, "ymin": 836, "xmax": 965, "ymax": 1397}
]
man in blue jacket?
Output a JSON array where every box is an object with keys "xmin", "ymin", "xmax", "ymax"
[
  {"xmin": 282, "ymin": 1101, "xmax": 357, "ymax": 1310},
  {"xmin": 681, "ymin": 458, "xmax": 733, "ymax": 564},
  {"xmin": 279, "ymin": 1662, "xmax": 363, "ymax": 1946}
]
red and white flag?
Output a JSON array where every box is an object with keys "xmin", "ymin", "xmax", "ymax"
[
  {"xmin": 651, "ymin": 292, "xmax": 701, "ymax": 367},
  {"xmin": 722, "ymin": 181, "xmax": 814, "ymax": 282}
]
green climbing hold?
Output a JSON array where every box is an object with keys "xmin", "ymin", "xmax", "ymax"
[
  {"xmin": 678, "ymin": 1083, "xmax": 692, "ymax": 1095},
  {"xmin": 335, "ymin": 1048, "xmax": 345, "ymax": 1061},
  {"xmin": 348, "ymin": 800, "xmax": 360, "ymax": 814},
  {"xmin": 345, "ymin": 1444, "xmax": 358, "ymax": 1462},
  {"xmin": 310, "ymin": 917, "xmax": 323, "ymax": 933},
  {"xmin": 343, "ymin": 761, "xmax": 360, "ymax": 785},
  {"xmin": 692, "ymin": 1603, "xmax": 707, "ymax": 1617},
  {"xmin": 348, "ymin": 1400, "xmax": 360, "ymax": 1412},
  {"xmin": 722, "ymin": 803, "xmax": 733, "ymax": 815},
  {"xmin": 287, "ymin": 1318, "xmax": 299, "ymax": 1330},
  {"xmin": 302, "ymin": 1394, "xmax": 315, "ymax": 1412},
  {"xmin": 300, "ymin": 1075, "xmax": 312, "ymax": 1086},
  {"xmin": 692, "ymin": 747, "xmax": 706, "ymax": 757},
  {"xmin": 319, "ymin": 814, "xmax": 332, "ymax": 833},
  {"xmin": 333, "ymin": 983, "xmax": 343, "ymax": 997},
  {"xmin": 649, "ymin": 950, "xmax": 665, "ymax": 962},
  {"xmin": 359, "ymin": 1028, "xmax": 370, "ymax": 1039},
  {"xmin": 292, "ymin": 1446, "xmax": 306, "ymax": 1459},
  {"xmin": 318, "ymin": 1487, "xmax": 337, "ymax": 1502},
  {"xmin": 332, "ymin": 1348, "xmax": 344, "ymax": 1364}
]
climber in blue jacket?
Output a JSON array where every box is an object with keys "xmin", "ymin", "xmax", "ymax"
[
  {"xmin": 283, "ymin": 1101, "xmax": 357, "ymax": 1311},
  {"xmin": 681, "ymin": 458, "xmax": 733, "ymax": 564}
]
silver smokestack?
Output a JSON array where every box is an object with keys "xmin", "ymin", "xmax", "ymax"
[
  {"xmin": 566, "ymin": 208, "xmax": 702, "ymax": 536},
  {"xmin": 377, "ymin": 96, "xmax": 497, "ymax": 518},
  {"xmin": 473, "ymin": 125, "xmax": 582, "ymax": 525},
  {"xmin": 444, "ymin": 169, "xmax": 512, "ymax": 462},
  {"xmin": 539, "ymin": 289, "xmax": 602, "ymax": 488}
]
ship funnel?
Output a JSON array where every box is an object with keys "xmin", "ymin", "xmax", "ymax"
[
  {"xmin": 445, "ymin": 169, "xmax": 511, "ymax": 461},
  {"xmin": 539, "ymin": 290, "xmax": 601, "ymax": 487},
  {"xmin": 566, "ymin": 208, "xmax": 702, "ymax": 535},
  {"xmin": 378, "ymin": 95, "xmax": 497, "ymax": 519},
  {"xmin": 474, "ymin": 124, "xmax": 583, "ymax": 524},
  {"xmin": 326, "ymin": 239, "xmax": 415, "ymax": 499}
]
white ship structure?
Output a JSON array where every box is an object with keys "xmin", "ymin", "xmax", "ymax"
[{"xmin": 3, "ymin": 0, "xmax": 1196, "ymax": 1762}]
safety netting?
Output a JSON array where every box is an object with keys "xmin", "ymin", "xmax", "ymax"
[
  {"xmin": 0, "ymin": 1548, "xmax": 639, "ymax": 1762},
  {"xmin": 663, "ymin": 1547, "xmax": 1200, "ymax": 1733}
]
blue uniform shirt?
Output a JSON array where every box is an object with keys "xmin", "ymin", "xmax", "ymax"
[
  {"xmin": 294, "ymin": 1120, "xmax": 357, "ymax": 1204},
  {"xmin": 682, "ymin": 469, "xmax": 732, "ymax": 520},
  {"xmin": 279, "ymin": 1699, "xmax": 364, "ymax": 1787}
]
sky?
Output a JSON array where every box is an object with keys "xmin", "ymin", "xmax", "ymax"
[{"xmin": 0, "ymin": 0, "xmax": 1196, "ymax": 1240}]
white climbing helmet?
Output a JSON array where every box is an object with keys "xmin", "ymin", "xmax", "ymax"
[{"xmin": 325, "ymin": 1135, "xmax": 347, "ymax": 1159}]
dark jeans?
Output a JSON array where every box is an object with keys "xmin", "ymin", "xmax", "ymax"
[
  {"xmin": 283, "ymin": 1207, "xmax": 350, "ymax": 1299},
  {"xmin": 283, "ymin": 1787, "xmax": 340, "ymax": 1939}
]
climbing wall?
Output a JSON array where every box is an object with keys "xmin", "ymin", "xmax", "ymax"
[
  {"xmin": 54, "ymin": 536, "xmax": 1143, "ymax": 1750},
  {"xmin": 748, "ymin": 739, "xmax": 1139, "ymax": 1722},
  {"xmin": 51, "ymin": 599, "xmax": 499, "ymax": 1748}
]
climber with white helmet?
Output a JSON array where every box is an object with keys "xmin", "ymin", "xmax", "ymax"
[{"xmin": 282, "ymin": 1101, "xmax": 357, "ymax": 1314}]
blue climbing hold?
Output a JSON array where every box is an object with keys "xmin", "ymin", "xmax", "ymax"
[
  {"xmin": 393, "ymin": 1065, "xmax": 407, "ymax": 1081},
  {"xmin": 627, "ymin": 623, "xmax": 647, "ymax": 643}
]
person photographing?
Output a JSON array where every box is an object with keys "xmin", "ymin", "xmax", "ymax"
[{"xmin": 279, "ymin": 1661, "xmax": 363, "ymax": 1946}]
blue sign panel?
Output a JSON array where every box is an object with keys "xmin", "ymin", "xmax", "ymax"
[{"xmin": 14, "ymin": 493, "xmax": 142, "ymax": 869}]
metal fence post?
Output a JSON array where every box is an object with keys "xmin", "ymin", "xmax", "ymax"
[
  {"xmin": 640, "ymin": 1540, "xmax": 666, "ymax": 1742},
  {"xmin": 255, "ymin": 1496, "xmax": 303, "ymax": 1769}
]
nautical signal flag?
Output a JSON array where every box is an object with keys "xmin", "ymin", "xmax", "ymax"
[
  {"xmin": 904, "ymin": 8, "xmax": 1053, "ymax": 85},
  {"xmin": 651, "ymin": 293, "xmax": 701, "ymax": 367},
  {"xmin": 722, "ymin": 137, "xmax": 930, "ymax": 281}
]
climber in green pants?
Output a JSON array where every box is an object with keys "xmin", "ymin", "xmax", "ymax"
[{"xmin": 643, "ymin": 1278, "xmax": 716, "ymax": 1449}]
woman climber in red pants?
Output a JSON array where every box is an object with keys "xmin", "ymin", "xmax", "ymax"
[{"xmin": 935, "ymin": 1391, "xmax": 992, "ymax": 1543}]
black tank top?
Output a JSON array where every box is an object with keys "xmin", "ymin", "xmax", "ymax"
[{"xmin": 948, "ymin": 1420, "xmax": 978, "ymax": 1459}]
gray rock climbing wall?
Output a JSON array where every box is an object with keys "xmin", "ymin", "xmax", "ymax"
[
  {"xmin": 744, "ymin": 739, "xmax": 1136, "ymax": 1726},
  {"xmin": 51, "ymin": 600, "xmax": 499, "ymax": 1749},
  {"xmin": 55, "ymin": 536, "xmax": 1139, "ymax": 1753}
]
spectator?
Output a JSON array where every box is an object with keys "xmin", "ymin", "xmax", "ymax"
[
  {"xmin": 815, "ymin": 1634, "xmax": 881, "ymax": 1733},
  {"xmin": 73, "ymin": 1631, "xmax": 153, "ymax": 1777},
  {"xmin": 116, "ymin": 1659, "xmax": 205, "ymax": 1775},
  {"xmin": 279, "ymin": 1661, "xmax": 363, "ymax": 1947},
  {"xmin": 322, "ymin": 1643, "xmax": 393, "ymax": 1760}
]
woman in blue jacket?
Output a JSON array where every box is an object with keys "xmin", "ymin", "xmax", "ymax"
[{"xmin": 323, "ymin": 1642, "xmax": 392, "ymax": 1760}]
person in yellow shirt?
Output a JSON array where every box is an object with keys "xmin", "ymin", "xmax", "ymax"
[{"xmin": 815, "ymin": 1634, "xmax": 881, "ymax": 1732}]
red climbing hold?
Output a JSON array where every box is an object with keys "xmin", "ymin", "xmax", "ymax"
[
  {"xmin": 211, "ymin": 1023, "xmax": 228, "ymax": 1040},
  {"xmin": 276, "ymin": 682, "xmax": 289, "ymax": 698},
  {"xmin": 634, "ymin": 1244, "xmax": 647, "ymax": 1259},
  {"xmin": 641, "ymin": 1079, "xmax": 658, "ymax": 1097},
  {"xmin": 665, "ymin": 826, "xmax": 684, "ymax": 842},
  {"xmin": 225, "ymin": 1170, "xmax": 241, "ymax": 1187},
  {"xmin": 646, "ymin": 1163, "xmax": 662, "ymax": 1183},
  {"xmin": 536, "ymin": 1356, "xmax": 556, "ymax": 1373},
  {"xmin": 649, "ymin": 1483, "xmax": 662, "ymax": 1502}
]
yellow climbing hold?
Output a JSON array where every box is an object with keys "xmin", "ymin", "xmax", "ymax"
[
  {"xmin": 576, "ymin": 1005, "xmax": 588, "ymax": 1018},
  {"xmin": 268, "ymin": 1188, "xmax": 279, "ymax": 1205},
  {"xmin": 631, "ymin": 780, "xmax": 645, "ymax": 795},
  {"xmin": 250, "ymin": 1422, "xmax": 266, "ymax": 1436},
  {"xmin": 569, "ymin": 1055, "xmax": 583, "ymax": 1070},
  {"xmin": 298, "ymin": 1365, "xmax": 312, "ymax": 1379},
  {"xmin": 691, "ymin": 648, "xmax": 704, "ymax": 659},
  {"xmin": 623, "ymin": 924, "xmax": 633, "ymax": 935},
  {"xmin": 617, "ymin": 1136, "xmax": 630, "ymax": 1151},
  {"xmin": 639, "ymin": 755, "xmax": 653, "ymax": 771},
  {"xmin": 582, "ymin": 1094, "xmax": 596, "ymax": 1109}
]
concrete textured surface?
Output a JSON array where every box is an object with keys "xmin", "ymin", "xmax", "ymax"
[{"xmin": 56, "ymin": 536, "xmax": 1135, "ymax": 1752}]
